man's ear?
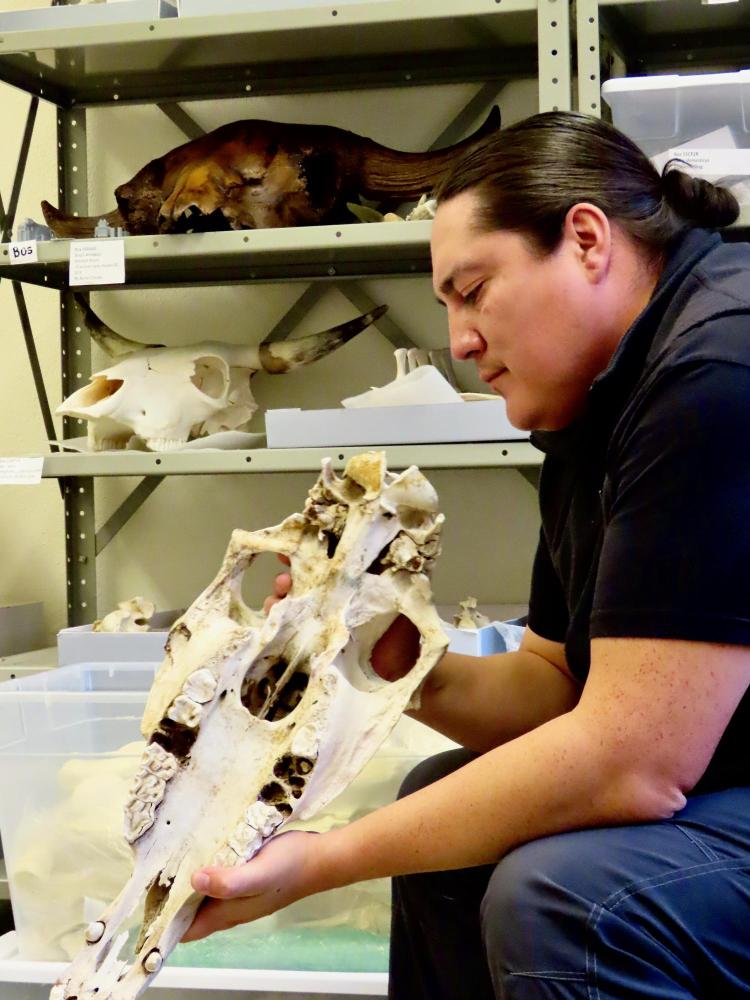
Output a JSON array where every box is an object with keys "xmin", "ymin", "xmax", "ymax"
[{"xmin": 562, "ymin": 202, "xmax": 611, "ymax": 283}]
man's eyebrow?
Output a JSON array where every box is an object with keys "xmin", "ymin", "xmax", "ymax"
[{"xmin": 436, "ymin": 261, "xmax": 480, "ymax": 301}]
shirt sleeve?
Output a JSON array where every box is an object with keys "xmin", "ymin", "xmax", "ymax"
[
  {"xmin": 591, "ymin": 359, "xmax": 750, "ymax": 645},
  {"xmin": 527, "ymin": 526, "xmax": 570, "ymax": 643}
]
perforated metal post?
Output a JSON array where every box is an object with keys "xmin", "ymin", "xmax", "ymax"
[
  {"xmin": 576, "ymin": 0, "xmax": 602, "ymax": 116},
  {"xmin": 58, "ymin": 102, "xmax": 97, "ymax": 625},
  {"xmin": 537, "ymin": 0, "xmax": 571, "ymax": 112}
]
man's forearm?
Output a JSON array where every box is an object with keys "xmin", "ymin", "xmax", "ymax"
[
  {"xmin": 314, "ymin": 707, "xmax": 685, "ymax": 893},
  {"xmin": 409, "ymin": 648, "xmax": 580, "ymax": 752}
]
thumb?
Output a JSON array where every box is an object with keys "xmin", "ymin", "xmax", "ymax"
[{"xmin": 191, "ymin": 863, "xmax": 263, "ymax": 900}]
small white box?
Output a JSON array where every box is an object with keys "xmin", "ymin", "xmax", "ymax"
[
  {"xmin": 57, "ymin": 610, "xmax": 181, "ymax": 666},
  {"xmin": 0, "ymin": 0, "xmax": 176, "ymax": 32},
  {"xmin": 179, "ymin": 0, "xmax": 372, "ymax": 14},
  {"xmin": 266, "ymin": 401, "xmax": 528, "ymax": 448}
]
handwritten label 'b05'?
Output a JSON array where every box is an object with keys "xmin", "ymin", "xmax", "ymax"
[{"xmin": 9, "ymin": 241, "xmax": 38, "ymax": 264}]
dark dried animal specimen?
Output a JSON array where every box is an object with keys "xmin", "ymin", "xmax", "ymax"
[{"xmin": 42, "ymin": 108, "xmax": 501, "ymax": 238}]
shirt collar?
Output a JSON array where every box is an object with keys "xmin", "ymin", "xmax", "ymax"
[{"xmin": 531, "ymin": 227, "xmax": 722, "ymax": 457}]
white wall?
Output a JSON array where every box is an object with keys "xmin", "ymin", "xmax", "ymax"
[{"xmin": 0, "ymin": 46, "xmax": 540, "ymax": 644}]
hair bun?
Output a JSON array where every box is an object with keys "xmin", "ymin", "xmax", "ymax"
[{"xmin": 662, "ymin": 163, "xmax": 740, "ymax": 229}]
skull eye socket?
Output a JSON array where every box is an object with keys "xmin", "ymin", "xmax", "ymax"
[
  {"xmin": 191, "ymin": 356, "xmax": 229, "ymax": 399},
  {"xmin": 77, "ymin": 376, "xmax": 124, "ymax": 405}
]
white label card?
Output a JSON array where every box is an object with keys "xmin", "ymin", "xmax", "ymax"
[
  {"xmin": 0, "ymin": 457, "xmax": 44, "ymax": 485},
  {"xmin": 8, "ymin": 241, "xmax": 38, "ymax": 265},
  {"xmin": 652, "ymin": 148, "xmax": 750, "ymax": 179},
  {"xmin": 69, "ymin": 239, "xmax": 125, "ymax": 286}
]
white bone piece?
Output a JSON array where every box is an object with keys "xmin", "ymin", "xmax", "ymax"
[
  {"xmin": 52, "ymin": 451, "xmax": 448, "ymax": 1000},
  {"xmin": 92, "ymin": 597, "xmax": 155, "ymax": 633},
  {"xmin": 57, "ymin": 298, "xmax": 386, "ymax": 452}
]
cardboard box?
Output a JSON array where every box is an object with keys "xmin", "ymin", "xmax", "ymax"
[{"xmin": 266, "ymin": 401, "xmax": 529, "ymax": 448}]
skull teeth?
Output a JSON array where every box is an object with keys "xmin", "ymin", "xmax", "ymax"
[
  {"xmin": 144, "ymin": 950, "xmax": 163, "ymax": 974},
  {"xmin": 167, "ymin": 694, "xmax": 203, "ymax": 728},
  {"xmin": 182, "ymin": 668, "xmax": 217, "ymax": 704}
]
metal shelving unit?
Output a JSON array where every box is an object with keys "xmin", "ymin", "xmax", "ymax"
[
  {"xmin": 576, "ymin": 0, "xmax": 750, "ymax": 119},
  {"xmin": 0, "ymin": 0, "xmax": 564, "ymax": 623},
  {"xmin": 41, "ymin": 441, "xmax": 542, "ymax": 478},
  {"xmin": 0, "ymin": 222, "xmax": 434, "ymax": 289}
]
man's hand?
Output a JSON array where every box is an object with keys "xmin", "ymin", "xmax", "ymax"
[{"xmin": 184, "ymin": 831, "xmax": 324, "ymax": 942}]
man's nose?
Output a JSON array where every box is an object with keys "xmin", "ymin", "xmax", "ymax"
[{"xmin": 448, "ymin": 313, "xmax": 484, "ymax": 362}]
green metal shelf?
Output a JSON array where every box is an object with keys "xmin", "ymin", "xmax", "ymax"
[
  {"xmin": 0, "ymin": 222, "xmax": 433, "ymax": 289},
  {"xmin": 39, "ymin": 441, "xmax": 542, "ymax": 477},
  {"xmin": 0, "ymin": 0, "xmax": 542, "ymax": 106}
]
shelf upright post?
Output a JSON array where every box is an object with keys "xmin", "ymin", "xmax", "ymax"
[
  {"xmin": 57, "ymin": 98, "xmax": 97, "ymax": 626},
  {"xmin": 576, "ymin": 0, "xmax": 602, "ymax": 116},
  {"xmin": 537, "ymin": 0, "xmax": 571, "ymax": 111}
]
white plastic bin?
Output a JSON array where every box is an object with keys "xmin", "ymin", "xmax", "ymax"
[
  {"xmin": 57, "ymin": 610, "xmax": 182, "ymax": 666},
  {"xmin": 602, "ymin": 71, "xmax": 750, "ymax": 205},
  {"xmin": 0, "ymin": 662, "xmax": 452, "ymax": 976}
]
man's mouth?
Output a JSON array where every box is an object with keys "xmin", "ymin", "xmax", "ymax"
[{"xmin": 480, "ymin": 367, "xmax": 507, "ymax": 386}]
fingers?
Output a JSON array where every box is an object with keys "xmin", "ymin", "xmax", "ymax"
[
  {"xmin": 277, "ymin": 553, "xmax": 291, "ymax": 567},
  {"xmin": 263, "ymin": 572, "xmax": 292, "ymax": 615}
]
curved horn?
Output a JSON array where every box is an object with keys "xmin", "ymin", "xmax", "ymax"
[
  {"xmin": 41, "ymin": 201, "xmax": 125, "ymax": 240},
  {"xmin": 357, "ymin": 105, "xmax": 501, "ymax": 199},
  {"xmin": 258, "ymin": 304, "xmax": 388, "ymax": 374},
  {"xmin": 73, "ymin": 293, "xmax": 164, "ymax": 357}
]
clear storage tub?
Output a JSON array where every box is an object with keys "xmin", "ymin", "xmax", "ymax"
[
  {"xmin": 602, "ymin": 70, "xmax": 750, "ymax": 207},
  {"xmin": 0, "ymin": 662, "xmax": 452, "ymax": 973}
]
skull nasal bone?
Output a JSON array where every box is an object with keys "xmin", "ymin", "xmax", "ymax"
[{"xmin": 80, "ymin": 376, "xmax": 124, "ymax": 405}]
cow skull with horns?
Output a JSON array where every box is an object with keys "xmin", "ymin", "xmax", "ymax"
[
  {"xmin": 50, "ymin": 450, "xmax": 448, "ymax": 1000},
  {"xmin": 57, "ymin": 295, "xmax": 386, "ymax": 451}
]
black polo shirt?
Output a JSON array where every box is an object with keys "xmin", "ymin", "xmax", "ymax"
[{"xmin": 527, "ymin": 227, "xmax": 750, "ymax": 794}]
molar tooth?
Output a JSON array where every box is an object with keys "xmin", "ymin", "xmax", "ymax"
[
  {"xmin": 143, "ymin": 742, "xmax": 179, "ymax": 779},
  {"xmin": 291, "ymin": 723, "xmax": 320, "ymax": 761},
  {"xmin": 167, "ymin": 694, "xmax": 203, "ymax": 728},
  {"xmin": 50, "ymin": 986, "xmax": 66, "ymax": 1000},
  {"xmin": 229, "ymin": 823, "xmax": 262, "ymax": 858},
  {"xmin": 246, "ymin": 800, "xmax": 284, "ymax": 838},
  {"xmin": 213, "ymin": 845, "xmax": 243, "ymax": 868},
  {"xmin": 132, "ymin": 772, "xmax": 166, "ymax": 803},
  {"xmin": 85, "ymin": 920, "xmax": 105, "ymax": 944},
  {"xmin": 182, "ymin": 668, "xmax": 217, "ymax": 704}
]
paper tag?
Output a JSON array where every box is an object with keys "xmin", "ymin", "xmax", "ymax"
[
  {"xmin": 0, "ymin": 457, "xmax": 44, "ymax": 485},
  {"xmin": 653, "ymin": 147, "xmax": 750, "ymax": 179},
  {"xmin": 8, "ymin": 241, "xmax": 38, "ymax": 265},
  {"xmin": 69, "ymin": 239, "xmax": 125, "ymax": 286}
]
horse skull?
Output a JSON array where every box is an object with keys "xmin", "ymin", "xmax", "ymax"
[{"xmin": 50, "ymin": 451, "xmax": 447, "ymax": 1000}]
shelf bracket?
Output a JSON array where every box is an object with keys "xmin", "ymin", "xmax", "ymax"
[
  {"xmin": 157, "ymin": 103, "xmax": 205, "ymax": 142},
  {"xmin": 1, "ymin": 96, "xmax": 39, "ymax": 244},
  {"xmin": 336, "ymin": 283, "xmax": 415, "ymax": 350},
  {"xmin": 96, "ymin": 477, "xmax": 165, "ymax": 554},
  {"xmin": 11, "ymin": 282, "xmax": 62, "ymax": 492},
  {"xmin": 262, "ymin": 284, "xmax": 328, "ymax": 343}
]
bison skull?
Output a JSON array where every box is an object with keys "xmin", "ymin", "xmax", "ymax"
[
  {"xmin": 57, "ymin": 296, "xmax": 386, "ymax": 451},
  {"xmin": 50, "ymin": 451, "xmax": 447, "ymax": 1000},
  {"xmin": 41, "ymin": 109, "xmax": 500, "ymax": 238}
]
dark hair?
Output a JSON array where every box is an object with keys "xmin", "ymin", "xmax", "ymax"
[{"xmin": 435, "ymin": 111, "xmax": 739, "ymax": 259}]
